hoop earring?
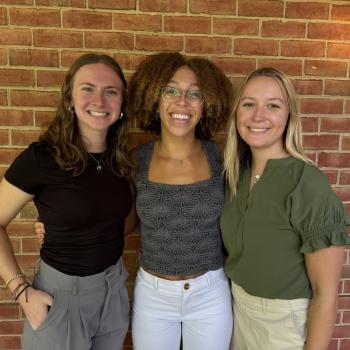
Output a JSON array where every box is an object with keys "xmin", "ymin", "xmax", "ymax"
[
  {"xmin": 118, "ymin": 112, "xmax": 124, "ymax": 120},
  {"xmin": 68, "ymin": 105, "xmax": 74, "ymax": 115}
]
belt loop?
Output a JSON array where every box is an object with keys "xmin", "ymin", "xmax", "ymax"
[
  {"xmin": 205, "ymin": 271, "xmax": 211, "ymax": 287},
  {"xmin": 72, "ymin": 277, "xmax": 79, "ymax": 295},
  {"xmin": 153, "ymin": 276, "xmax": 159, "ymax": 290}
]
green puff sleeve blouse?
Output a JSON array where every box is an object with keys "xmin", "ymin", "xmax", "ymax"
[{"xmin": 220, "ymin": 156, "xmax": 350, "ymax": 300}]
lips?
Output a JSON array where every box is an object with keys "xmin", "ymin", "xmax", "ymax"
[{"xmin": 170, "ymin": 113, "xmax": 190, "ymax": 120}]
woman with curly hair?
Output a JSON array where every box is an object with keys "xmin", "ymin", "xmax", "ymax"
[
  {"xmin": 0, "ymin": 53, "xmax": 136, "ymax": 350},
  {"xmin": 128, "ymin": 52, "xmax": 234, "ymax": 350}
]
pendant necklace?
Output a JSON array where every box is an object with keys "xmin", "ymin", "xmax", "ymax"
[
  {"xmin": 88, "ymin": 152, "xmax": 103, "ymax": 172},
  {"xmin": 252, "ymin": 174, "xmax": 260, "ymax": 185}
]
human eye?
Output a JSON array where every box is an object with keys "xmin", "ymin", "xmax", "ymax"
[
  {"xmin": 187, "ymin": 90, "xmax": 203, "ymax": 102},
  {"xmin": 267, "ymin": 103, "xmax": 280, "ymax": 109},
  {"xmin": 105, "ymin": 89, "xmax": 118, "ymax": 97},
  {"xmin": 162, "ymin": 86, "xmax": 179, "ymax": 99},
  {"xmin": 241, "ymin": 101, "xmax": 254, "ymax": 108},
  {"xmin": 81, "ymin": 85, "xmax": 93, "ymax": 93}
]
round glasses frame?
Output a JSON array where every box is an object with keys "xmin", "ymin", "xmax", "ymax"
[{"xmin": 161, "ymin": 87, "xmax": 205, "ymax": 106}]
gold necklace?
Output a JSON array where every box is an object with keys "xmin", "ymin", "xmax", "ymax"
[{"xmin": 87, "ymin": 152, "xmax": 103, "ymax": 172}]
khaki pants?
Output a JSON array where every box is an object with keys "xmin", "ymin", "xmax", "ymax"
[{"xmin": 230, "ymin": 281, "xmax": 309, "ymax": 350}]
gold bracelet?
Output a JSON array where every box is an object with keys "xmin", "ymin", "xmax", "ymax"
[{"xmin": 5, "ymin": 273, "xmax": 25, "ymax": 288}]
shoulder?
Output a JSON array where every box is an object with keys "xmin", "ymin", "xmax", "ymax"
[{"xmin": 133, "ymin": 141, "xmax": 154, "ymax": 164}]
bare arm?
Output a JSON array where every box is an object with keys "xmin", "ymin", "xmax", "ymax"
[
  {"xmin": 304, "ymin": 246, "xmax": 344, "ymax": 350},
  {"xmin": 0, "ymin": 178, "xmax": 53, "ymax": 330}
]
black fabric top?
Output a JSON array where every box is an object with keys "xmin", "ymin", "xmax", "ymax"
[{"xmin": 5, "ymin": 142, "xmax": 132, "ymax": 276}]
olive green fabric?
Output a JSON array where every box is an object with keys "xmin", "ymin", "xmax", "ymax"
[{"xmin": 221, "ymin": 157, "xmax": 350, "ymax": 300}]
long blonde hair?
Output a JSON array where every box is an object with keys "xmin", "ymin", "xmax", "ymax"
[{"xmin": 223, "ymin": 67, "xmax": 312, "ymax": 197}]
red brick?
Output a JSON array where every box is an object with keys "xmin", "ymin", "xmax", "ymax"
[
  {"xmin": 346, "ymin": 102, "xmax": 350, "ymax": 115},
  {"xmin": 344, "ymin": 280, "xmax": 350, "ymax": 294},
  {"xmin": 327, "ymin": 43, "xmax": 350, "ymax": 59},
  {"xmin": 235, "ymin": 39, "xmax": 278, "ymax": 56},
  {"xmin": 309, "ymin": 23, "xmax": 350, "ymax": 41},
  {"xmin": 0, "ymin": 321, "xmax": 23, "ymax": 335},
  {"xmin": 213, "ymin": 18, "xmax": 258, "ymax": 35},
  {"xmin": 340, "ymin": 339, "xmax": 350, "ymax": 349},
  {"xmin": 333, "ymin": 188, "xmax": 350, "ymax": 202},
  {"xmin": 328, "ymin": 339, "xmax": 338, "ymax": 350},
  {"xmin": 286, "ymin": 2, "xmax": 329, "ymax": 19},
  {"xmin": 85, "ymin": 32, "xmax": 133, "ymax": 50},
  {"xmin": 323, "ymin": 170, "xmax": 338, "ymax": 185},
  {"xmin": 61, "ymin": 50, "xmax": 93, "ymax": 66},
  {"xmin": 114, "ymin": 13, "xmax": 161, "ymax": 32},
  {"xmin": 11, "ymin": 90, "xmax": 59, "ymax": 108},
  {"xmin": 89, "ymin": 0, "xmax": 135, "ymax": 9},
  {"xmin": 340, "ymin": 171, "xmax": 350, "ymax": 185},
  {"xmin": 190, "ymin": 0, "xmax": 235, "ymax": 15},
  {"xmin": 0, "ymin": 90, "xmax": 7, "ymax": 106},
  {"xmin": 0, "ymin": 48, "xmax": 7, "ymax": 65},
  {"xmin": 10, "ymin": 49, "xmax": 59, "ymax": 67},
  {"xmin": 333, "ymin": 324, "xmax": 350, "ymax": 338},
  {"xmin": 0, "ymin": 304, "xmax": 19, "ymax": 319},
  {"xmin": 139, "ymin": 0, "xmax": 186, "ymax": 12},
  {"xmin": 262, "ymin": 20, "xmax": 306, "ymax": 38},
  {"xmin": 33, "ymin": 30, "xmax": 83, "ymax": 48},
  {"xmin": 22, "ymin": 238, "xmax": 41, "ymax": 253},
  {"xmin": 0, "ymin": 29, "xmax": 31, "ymax": 45},
  {"xmin": 11, "ymin": 130, "xmax": 41, "ymax": 146},
  {"xmin": 303, "ymin": 135, "xmax": 339, "ymax": 150},
  {"xmin": 16, "ymin": 255, "xmax": 39, "ymax": 269},
  {"xmin": 258, "ymin": 59, "xmax": 302, "ymax": 76},
  {"xmin": 281, "ymin": 40, "xmax": 325, "ymax": 58},
  {"xmin": 318, "ymin": 152, "xmax": 350, "ymax": 168},
  {"xmin": 0, "ymin": 130, "xmax": 8, "ymax": 145},
  {"xmin": 305, "ymin": 60, "xmax": 348, "ymax": 78},
  {"xmin": 300, "ymin": 99, "xmax": 343, "ymax": 114},
  {"xmin": 113, "ymin": 54, "xmax": 147, "ymax": 71},
  {"xmin": 37, "ymin": 0, "xmax": 85, "ymax": 6},
  {"xmin": 0, "ymin": 6, "xmax": 7, "ymax": 25},
  {"xmin": 0, "ymin": 69, "xmax": 34, "ymax": 86},
  {"xmin": 185, "ymin": 36, "xmax": 231, "ymax": 54},
  {"xmin": 0, "ymin": 336, "xmax": 21, "ymax": 349},
  {"xmin": 35, "ymin": 111, "xmax": 56, "ymax": 128},
  {"xmin": 342, "ymin": 137, "xmax": 350, "ymax": 151},
  {"xmin": 63, "ymin": 10, "xmax": 112, "ymax": 29},
  {"xmin": 0, "ymin": 0, "xmax": 32, "ymax": 3},
  {"xmin": 322, "ymin": 119, "xmax": 350, "ymax": 133},
  {"xmin": 301, "ymin": 117, "xmax": 318, "ymax": 133},
  {"xmin": 212, "ymin": 57, "xmax": 256, "ymax": 75},
  {"xmin": 135, "ymin": 35, "xmax": 183, "ymax": 52},
  {"xmin": 164, "ymin": 16, "xmax": 211, "ymax": 34},
  {"xmin": 325, "ymin": 80, "xmax": 350, "ymax": 97},
  {"xmin": 7, "ymin": 222, "xmax": 36, "ymax": 237},
  {"xmin": 332, "ymin": 5, "xmax": 350, "ymax": 21},
  {"xmin": 10, "ymin": 8, "xmax": 60, "ymax": 27},
  {"xmin": 10, "ymin": 238, "xmax": 20, "ymax": 254},
  {"xmin": 292, "ymin": 79, "xmax": 323, "ymax": 95},
  {"xmin": 37, "ymin": 70, "xmax": 66, "ymax": 87},
  {"xmin": 0, "ymin": 110, "xmax": 33, "ymax": 126},
  {"xmin": 238, "ymin": 0, "xmax": 283, "ymax": 17}
]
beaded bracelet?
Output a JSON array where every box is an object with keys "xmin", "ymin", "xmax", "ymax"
[
  {"xmin": 5, "ymin": 273, "xmax": 25, "ymax": 288},
  {"xmin": 15, "ymin": 283, "xmax": 30, "ymax": 302}
]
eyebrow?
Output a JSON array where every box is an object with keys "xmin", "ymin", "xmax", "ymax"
[
  {"xmin": 78, "ymin": 82, "xmax": 120, "ymax": 89},
  {"xmin": 167, "ymin": 80, "xmax": 200, "ymax": 89},
  {"xmin": 241, "ymin": 96, "xmax": 285, "ymax": 104}
]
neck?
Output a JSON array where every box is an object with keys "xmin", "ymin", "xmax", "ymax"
[
  {"xmin": 81, "ymin": 132, "xmax": 107, "ymax": 153},
  {"xmin": 157, "ymin": 135, "xmax": 200, "ymax": 159},
  {"xmin": 251, "ymin": 147, "xmax": 289, "ymax": 175}
]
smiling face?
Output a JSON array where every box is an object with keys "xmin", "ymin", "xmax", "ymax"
[
  {"xmin": 236, "ymin": 76, "xmax": 289, "ymax": 157},
  {"xmin": 71, "ymin": 63, "xmax": 123, "ymax": 139},
  {"xmin": 157, "ymin": 66, "xmax": 203, "ymax": 140}
]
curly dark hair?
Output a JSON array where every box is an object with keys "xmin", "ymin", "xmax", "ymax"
[
  {"xmin": 127, "ymin": 52, "xmax": 233, "ymax": 139},
  {"xmin": 40, "ymin": 53, "xmax": 134, "ymax": 179}
]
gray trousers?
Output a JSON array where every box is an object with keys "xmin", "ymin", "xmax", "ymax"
[{"xmin": 22, "ymin": 259, "xmax": 129, "ymax": 350}]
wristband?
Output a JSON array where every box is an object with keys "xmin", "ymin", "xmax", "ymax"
[{"xmin": 5, "ymin": 273, "xmax": 25, "ymax": 288}]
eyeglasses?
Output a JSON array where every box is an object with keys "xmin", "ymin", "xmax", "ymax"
[{"xmin": 161, "ymin": 86, "xmax": 204, "ymax": 106}]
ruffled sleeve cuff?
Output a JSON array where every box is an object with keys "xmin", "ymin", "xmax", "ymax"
[{"xmin": 301, "ymin": 225, "xmax": 350, "ymax": 253}]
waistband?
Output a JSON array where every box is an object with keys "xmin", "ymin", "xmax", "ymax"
[
  {"xmin": 138, "ymin": 267, "xmax": 227, "ymax": 292},
  {"xmin": 231, "ymin": 281, "xmax": 309, "ymax": 311},
  {"xmin": 37, "ymin": 259, "xmax": 126, "ymax": 295}
]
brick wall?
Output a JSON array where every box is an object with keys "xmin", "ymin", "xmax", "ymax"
[{"xmin": 0, "ymin": 0, "xmax": 349, "ymax": 349}]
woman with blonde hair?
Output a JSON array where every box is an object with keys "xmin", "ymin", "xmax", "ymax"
[{"xmin": 221, "ymin": 67, "xmax": 350, "ymax": 350}]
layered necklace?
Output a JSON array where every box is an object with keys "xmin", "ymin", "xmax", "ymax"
[{"xmin": 87, "ymin": 152, "xmax": 103, "ymax": 172}]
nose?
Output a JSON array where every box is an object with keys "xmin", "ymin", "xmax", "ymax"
[
  {"xmin": 251, "ymin": 104, "xmax": 265, "ymax": 121},
  {"xmin": 176, "ymin": 91, "xmax": 189, "ymax": 106},
  {"xmin": 91, "ymin": 91, "xmax": 105, "ymax": 106}
]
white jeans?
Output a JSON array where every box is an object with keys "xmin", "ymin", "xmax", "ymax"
[
  {"xmin": 132, "ymin": 267, "xmax": 233, "ymax": 350},
  {"xmin": 231, "ymin": 281, "xmax": 309, "ymax": 350}
]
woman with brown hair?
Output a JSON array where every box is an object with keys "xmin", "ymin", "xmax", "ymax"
[
  {"xmin": 0, "ymin": 53, "xmax": 136, "ymax": 350},
  {"xmin": 128, "ymin": 52, "xmax": 233, "ymax": 350}
]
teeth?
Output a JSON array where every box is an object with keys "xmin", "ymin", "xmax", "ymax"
[
  {"xmin": 171, "ymin": 113, "xmax": 190, "ymax": 120},
  {"xmin": 89, "ymin": 111, "xmax": 108, "ymax": 117},
  {"xmin": 249, "ymin": 128, "xmax": 267, "ymax": 132}
]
